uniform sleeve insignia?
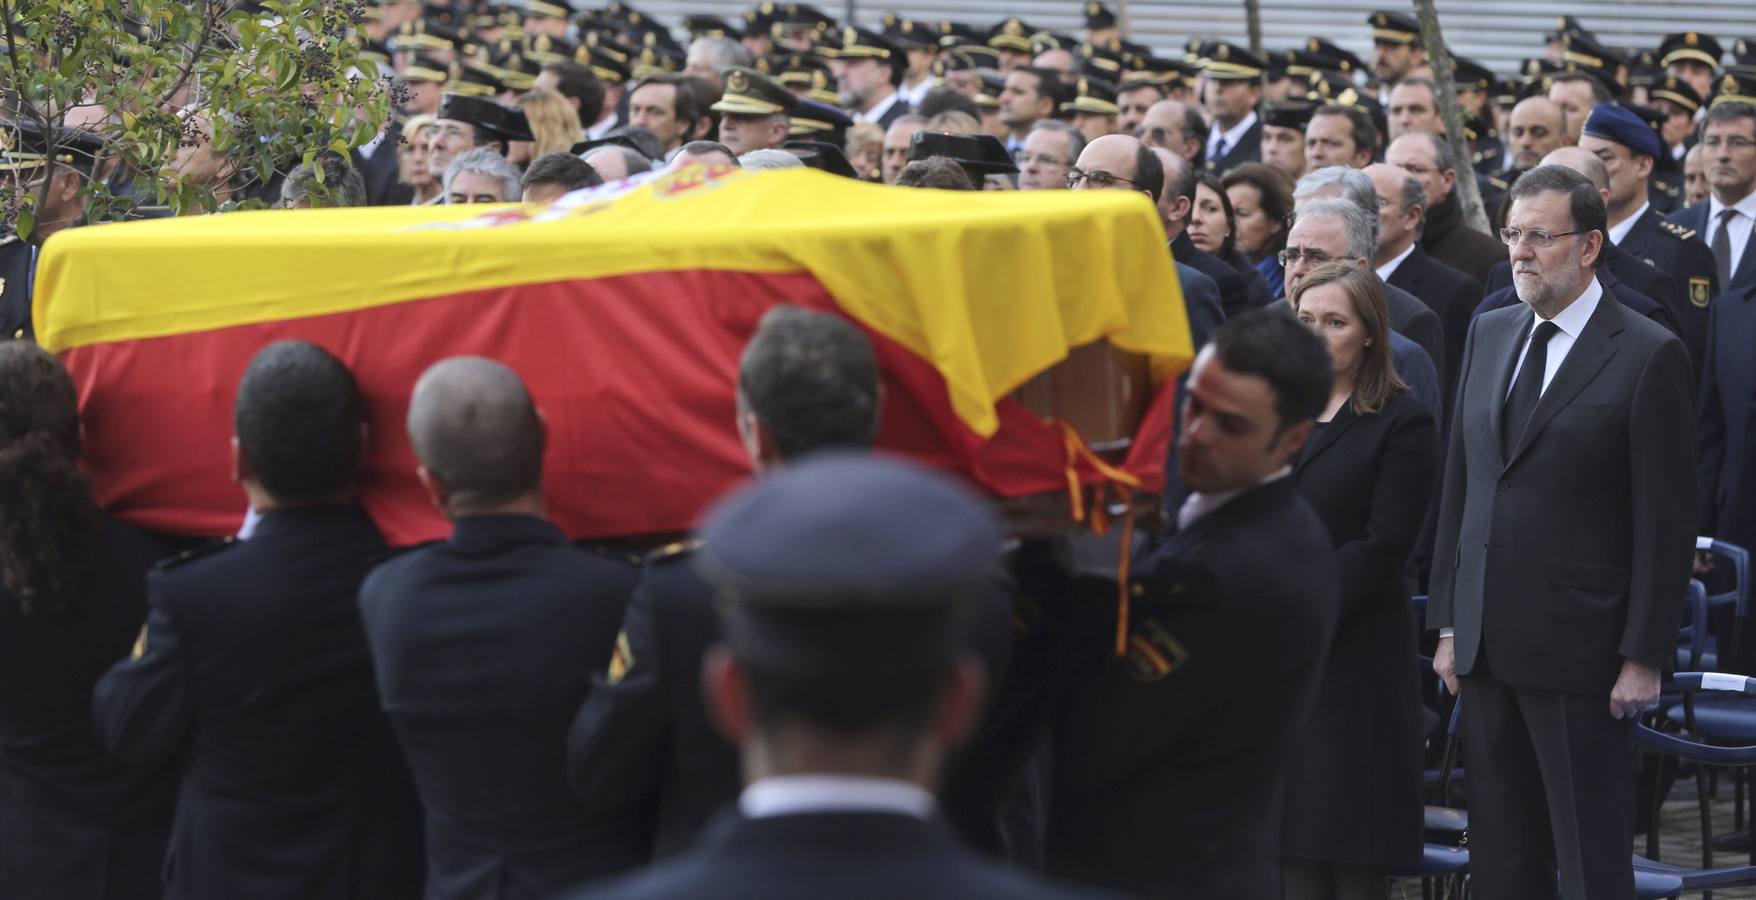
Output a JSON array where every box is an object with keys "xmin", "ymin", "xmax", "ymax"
[
  {"xmin": 647, "ymin": 538, "xmax": 703, "ymax": 562},
  {"xmin": 1123, "ymin": 615, "xmax": 1189, "ymax": 682},
  {"xmin": 607, "ymin": 630, "xmax": 634, "ymax": 684},
  {"xmin": 1691, "ymin": 277, "xmax": 1712, "ymax": 308},
  {"xmin": 1486, "ymin": 176, "xmax": 1508, "ymax": 190},
  {"xmin": 1660, "ymin": 220, "xmax": 1697, "ymax": 240},
  {"xmin": 130, "ymin": 622, "xmax": 149, "ymax": 660}
]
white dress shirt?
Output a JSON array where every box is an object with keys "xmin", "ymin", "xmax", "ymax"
[
  {"xmin": 739, "ymin": 775, "xmax": 937, "ymax": 820},
  {"xmin": 855, "ymin": 89, "xmax": 905, "ymax": 126},
  {"xmin": 1176, "ymin": 466, "xmax": 1291, "ymax": 531},
  {"xmin": 901, "ymin": 77, "xmax": 933, "ymax": 109},
  {"xmin": 1706, "ymin": 189, "xmax": 1756, "ymax": 278},
  {"xmin": 1606, "ymin": 202, "xmax": 1649, "ymax": 246},
  {"xmin": 1206, "ymin": 111, "xmax": 1257, "ymax": 164},
  {"xmin": 1374, "ymin": 242, "xmax": 1417, "ymax": 282},
  {"xmin": 585, "ymin": 113, "xmax": 618, "ymax": 141}
]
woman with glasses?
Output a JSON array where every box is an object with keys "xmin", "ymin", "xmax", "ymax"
[
  {"xmin": 1223, "ymin": 163, "xmax": 1297, "ymax": 302},
  {"xmin": 0, "ymin": 343, "xmax": 179, "ymax": 900},
  {"xmin": 1189, "ymin": 171, "xmax": 1274, "ymax": 314},
  {"xmin": 1280, "ymin": 262, "xmax": 1437, "ymax": 900}
]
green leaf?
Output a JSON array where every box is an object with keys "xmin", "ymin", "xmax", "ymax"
[{"xmin": 14, "ymin": 209, "xmax": 33, "ymax": 241}]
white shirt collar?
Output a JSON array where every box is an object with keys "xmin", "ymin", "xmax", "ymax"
[
  {"xmin": 855, "ymin": 89, "xmax": 903, "ymax": 125},
  {"xmin": 358, "ymin": 129, "xmax": 387, "ymax": 160},
  {"xmin": 1606, "ymin": 202, "xmax": 1648, "ymax": 245},
  {"xmin": 739, "ymin": 775, "xmax": 937, "ymax": 820},
  {"xmin": 585, "ymin": 113, "xmax": 617, "ymax": 141},
  {"xmin": 1542, "ymin": 275, "xmax": 1603, "ymax": 339},
  {"xmin": 1708, "ymin": 188, "xmax": 1756, "ymax": 224},
  {"xmin": 1176, "ymin": 465, "xmax": 1291, "ymax": 531},
  {"xmin": 1373, "ymin": 242, "xmax": 1418, "ymax": 281},
  {"xmin": 1208, "ymin": 111, "xmax": 1257, "ymax": 158}
]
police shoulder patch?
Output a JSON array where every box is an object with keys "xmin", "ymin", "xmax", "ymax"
[
  {"xmin": 1486, "ymin": 175, "xmax": 1509, "ymax": 190},
  {"xmin": 607, "ymin": 629, "xmax": 635, "ymax": 684},
  {"xmin": 156, "ymin": 536, "xmax": 237, "ymax": 570},
  {"xmin": 1690, "ymin": 277, "xmax": 1712, "ymax": 308},
  {"xmin": 647, "ymin": 538, "xmax": 703, "ymax": 563},
  {"xmin": 1123, "ymin": 615, "xmax": 1190, "ymax": 683},
  {"xmin": 1660, "ymin": 220, "xmax": 1697, "ymax": 241}
]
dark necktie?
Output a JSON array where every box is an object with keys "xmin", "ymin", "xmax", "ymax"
[
  {"xmin": 1712, "ymin": 208, "xmax": 1739, "ymax": 288},
  {"xmin": 1502, "ymin": 321, "xmax": 1560, "ymax": 460},
  {"xmin": 1212, "ymin": 136, "xmax": 1228, "ymax": 163}
]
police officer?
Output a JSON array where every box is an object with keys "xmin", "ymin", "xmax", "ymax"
[
  {"xmin": 357, "ymin": 357, "xmax": 646, "ymax": 898},
  {"xmin": 1579, "ymin": 102, "xmax": 1719, "ymax": 371},
  {"xmin": 711, "ymin": 67, "xmax": 799, "ymax": 155},
  {"xmin": 92, "ymin": 340, "xmax": 423, "ymax": 900},
  {"xmin": 1, "ymin": 120, "xmax": 106, "ymax": 341},
  {"xmin": 552, "ymin": 454, "xmax": 1107, "ymax": 900}
]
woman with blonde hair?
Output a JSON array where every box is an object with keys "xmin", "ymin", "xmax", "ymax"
[
  {"xmin": 399, "ymin": 114, "xmax": 442, "ymax": 206},
  {"xmin": 1280, "ymin": 261, "xmax": 1437, "ymax": 900},
  {"xmin": 513, "ymin": 89, "xmax": 584, "ymax": 166}
]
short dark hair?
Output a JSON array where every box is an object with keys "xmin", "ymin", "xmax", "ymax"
[
  {"xmin": 406, "ymin": 357, "xmax": 545, "ymax": 510},
  {"xmin": 1550, "ymin": 70, "xmax": 1612, "ymax": 106},
  {"xmin": 1163, "ymin": 149, "xmax": 1197, "ymax": 205},
  {"xmin": 679, "ymin": 139, "xmax": 739, "ymax": 162},
  {"xmin": 1118, "ymin": 79, "xmax": 1169, "ymax": 102},
  {"xmin": 1209, "ymin": 308, "xmax": 1333, "ymax": 432},
  {"xmin": 894, "ymin": 156, "xmax": 975, "ymax": 189},
  {"xmin": 1134, "ymin": 142, "xmax": 1164, "ymax": 203},
  {"xmin": 1016, "ymin": 66, "xmax": 1065, "ymax": 106},
  {"xmin": 233, "ymin": 340, "xmax": 365, "ymax": 501},
  {"xmin": 745, "ymin": 649, "xmax": 945, "ymax": 736},
  {"xmin": 1702, "ymin": 101, "xmax": 1756, "ymax": 140},
  {"xmin": 915, "ymin": 87, "xmax": 982, "ymax": 121},
  {"xmin": 1313, "ymin": 103, "xmax": 1381, "ymax": 158},
  {"xmin": 632, "ymin": 72, "xmax": 705, "ymax": 137},
  {"xmin": 542, "ymin": 61, "xmax": 607, "ymax": 125},
  {"xmin": 521, "ymin": 152, "xmax": 604, "ymax": 192},
  {"xmin": 1506, "ymin": 163, "xmax": 1609, "ymax": 269},
  {"xmin": 738, "ymin": 305, "xmax": 881, "ymax": 460}
]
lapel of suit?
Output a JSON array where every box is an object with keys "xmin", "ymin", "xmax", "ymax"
[
  {"xmin": 1505, "ymin": 291, "xmax": 1624, "ymax": 468},
  {"xmin": 1485, "ymin": 305, "xmax": 1532, "ymax": 454},
  {"xmin": 1736, "ymin": 226, "xmax": 1756, "ymax": 288},
  {"xmin": 1294, "ymin": 401, "xmax": 1361, "ymax": 475}
]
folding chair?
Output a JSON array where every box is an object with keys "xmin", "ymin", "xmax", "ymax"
[{"xmin": 1635, "ymin": 673, "xmax": 1756, "ymax": 900}]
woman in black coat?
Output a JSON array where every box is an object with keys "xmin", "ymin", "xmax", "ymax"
[
  {"xmin": 1279, "ymin": 263, "xmax": 1439, "ymax": 900},
  {"xmin": 0, "ymin": 342, "xmax": 178, "ymax": 900}
]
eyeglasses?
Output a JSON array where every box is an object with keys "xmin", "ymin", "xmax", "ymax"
[
  {"xmin": 1277, "ymin": 247, "xmax": 1355, "ymax": 266},
  {"xmin": 1498, "ymin": 227, "xmax": 1582, "ymax": 248},
  {"xmin": 1701, "ymin": 136, "xmax": 1756, "ymax": 152},
  {"xmin": 1016, "ymin": 152, "xmax": 1068, "ymax": 167},
  {"xmin": 1066, "ymin": 166, "xmax": 1148, "ymax": 190}
]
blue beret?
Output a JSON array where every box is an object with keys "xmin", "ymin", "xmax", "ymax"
[
  {"xmin": 1582, "ymin": 103, "xmax": 1662, "ymax": 158},
  {"xmin": 695, "ymin": 452, "xmax": 1002, "ymax": 606}
]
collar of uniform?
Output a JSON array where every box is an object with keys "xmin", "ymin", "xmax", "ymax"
[
  {"xmin": 1176, "ymin": 465, "xmax": 1291, "ymax": 531},
  {"xmin": 1209, "ymin": 109, "xmax": 1256, "ymax": 154},
  {"xmin": 1607, "ymin": 201, "xmax": 1650, "ymax": 244},
  {"xmin": 1374, "ymin": 241, "xmax": 1417, "ymax": 281},
  {"xmin": 739, "ymin": 774, "xmax": 937, "ymax": 820},
  {"xmin": 447, "ymin": 513, "xmax": 566, "ymax": 554},
  {"xmin": 855, "ymin": 88, "xmax": 904, "ymax": 124},
  {"xmin": 249, "ymin": 503, "xmax": 371, "ymax": 539}
]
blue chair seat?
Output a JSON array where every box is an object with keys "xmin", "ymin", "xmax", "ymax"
[
  {"xmin": 1666, "ymin": 697, "xmax": 1756, "ymax": 741},
  {"xmin": 1423, "ymin": 805, "xmax": 1467, "ymax": 837},
  {"xmin": 1390, "ymin": 843, "xmax": 1467, "ymax": 878},
  {"xmin": 1632, "ymin": 868, "xmax": 1684, "ymax": 898},
  {"xmin": 1633, "ymin": 854, "xmax": 1756, "ymax": 891}
]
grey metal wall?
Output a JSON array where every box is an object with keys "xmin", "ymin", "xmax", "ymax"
[{"xmin": 629, "ymin": 0, "xmax": 1756, "ymax": 81}]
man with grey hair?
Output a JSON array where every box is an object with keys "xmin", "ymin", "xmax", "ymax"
[
  {"xmin": 584, "ymin": 146, "xmax": 654, "ymax": 182},
  {"xmin": 683, "ymin": 36, "xmax": 751, "ymax": 93},
  {"xmin": 443, "ymin": 146, "xmax": 521, "ymax": 204},
  {"xmin": 738, "ymin": 148, "xmax": 805, "ymax": 170},
  {"xmin": 1284, "ymin": 195, "xmax": 1441, "ymax": 415},
  {"xmin": 280, "ymin": 153, "xmax": 368, "ymax": 208},
  {"xmin": 359, "ymin": 356, "xmax": 648, "ymax": 897},
  {"xmin": 1016, "ymin": 120, "xmax": 1084, "ymax": 191},
  {"xmin": 1365, "ymin": 162, "xmax": 1483, "ymax": 401},
  {"xmin": 1386, "ymin": 130, "xmax": 1506, "ymax": 283},
  {"xmin": 1295, "ymin": 166, "xmax": 1447, "ymax": 381}
]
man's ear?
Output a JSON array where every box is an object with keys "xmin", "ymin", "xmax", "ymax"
[
  {"xmin": 415, "ymin": 464, "xmax": 450, "ymax": 513},
  {"xmin": 230, "ymin": 435, "xmax": 247, "ymax": 484},
  {"xmin": 53, "ymin": 168, "xmax": 82, "ymax": 205},
  {"xmin": 1440, "ymin": 167, "xmax": 1457, "ymax": 195},
  {"xmin": 702, "ymin": 644, "xmax": 751, "ymax": 744},
  {"xmin": 930, "ymin": 657, "xmax": 987, "ymax": 749},
  {"xmin": 1170, "ymin": 194, "xmax": 1192, "ymax": 221}
]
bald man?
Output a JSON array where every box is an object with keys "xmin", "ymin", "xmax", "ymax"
[
  {"xmin": 1140, "ymin": 99, "xmax": 1204, "ymax": 163},
  {"xmin": 359, "ymin": 357, "xmax": 647, "ymax": 898},
  {"xmin": 1506, "ymin": 97, "xmax": 1567, "ymax": 176},
  {"xmin": 1476, "ymin": 151, "xmax": 1682, "ymax": 338}
]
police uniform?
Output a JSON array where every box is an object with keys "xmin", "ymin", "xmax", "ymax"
[
  {"xmin": 837, "ymin": 27, "xmax": 912, "ymax": 129},
  {"xmin": 711, "ymin": 66, "xmax": 800, "ymax": 139},
  {"xmin": 552, "ymin": 454, "xmax": 1108, "ymax": 900},
  {"xmin": 358, "ymin": 514, "xmax": 647, "ymax": 898},
  {"xmin": 0, "ymin": 118, "xmax": 106, "ymax": 341},
  {"xmin": 1197, "ymin": 42, "xmax": 1265, "ymax": 172},
  {"xmin": 0, "ymin": 234, "xmax": 35, "ymax": 341},
  {"xmin": 91, "ymin": 505, "xmax": 424, "ymax": 900}
]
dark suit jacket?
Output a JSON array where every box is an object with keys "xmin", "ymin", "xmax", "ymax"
[
  {"xmin": 1386, "ymin": 245, "xmax": 1483, "ymax": 408},
  {"xmin": 566, "ymin": 545, "xmax": 738, "ymax": 860},
  {"xmin": 0, "ymin": 516, "xmax": 178, "ymax": 900},
  {"xmin": 352, "ymin": 143, "xmax": 413, "ymax": 207},
  {"xmin": 1281, "ymin": 392, "xmax": 1436, "ymax": 865},
  {"xmin": 1383, "ymin": 281, "xmax": 1445, "ymax": 386},
  {"xmin": 359, "ymin": 514, "xmax": 646, "ymax": 898},
  {"xmin": 1671, "ymin": 201, "xmax": 1756, "ymax": 294},
  {"xmin": 1621, "ymin": 206, "xmax": 1720, "ymax": 373},
  {"xmin": 0, "ymin": 235, "xmax": 35, "ymax": 341},
  {"xmin": 1420, "ymin": 193, "xmax": 1506, "ymax": 285},
  {"xmin": 1427, "ymin": 294, "xmax": 1697, "ymax": 694},
  {"xmin": 1477, "ymin": 264, "xmax": 1680, "ymax": 339},
  {"xmin": 554, "ymin": 810, "xmax": 1115, "ymax": 900},
  {"xmin": 92, "ymin": 505, "xmax": 424, "ymax": 900},
  {"xmin": 1048, "ymin": 476, "xmax": 1338, "ymax": 899},
  {"xmin": 1176, "ymin": 262, "xmax": 1223, "ymax": 350},
  {"xmin": 1227, "ymin": 249, "xmax": 1274, "ymax": 313},
  {"xmin": 1697, "ymin": 283, "xmax": 1756, "ymax": 557},
  {"xmin": 1172, "ymin": 232, "xmax": 1251, "ymax": 319},
  {"xmin": 1205, "ymin": 119, "xmax": 1262, "ymax": 173}
]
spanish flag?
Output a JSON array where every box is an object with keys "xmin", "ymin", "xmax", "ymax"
[{"xmin": 37, "ymin": 165, "xmax": 1190, "ymax": 543}]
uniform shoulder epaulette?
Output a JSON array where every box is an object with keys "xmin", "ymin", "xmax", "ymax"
[
  {"xmin": 645, "ymin": 538, "xmax": 703, "ymax": 564},
  {"xmin": 1659, "ymin": 220, "xmax": 1697, "ymax": 241},
  {"xmin": 156, "ymin": 536, "xmax": 237, "ymax": 570},
  {"xmin": 577, "ymin": 542, "xmax": 647, "ymax": 566},
  {"xmin": 369, "ymin": 540, "xmax": 441, "ymax": 565},
  {"xmin": 1486, "ymin": 175, "xmax": 1509, "ymax": 190}
]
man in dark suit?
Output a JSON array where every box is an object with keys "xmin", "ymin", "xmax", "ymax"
[
  {"xmin": 1049, "ymin": 309, "xmax": 1340, "ymax": 899},
  {"xmin": 567, "ymin": 306, "xmax": 885, "ymax": 858},
  {"xmin": 1369, "ymin": 162, "xmax": 1485, "ymax": 404},
  {"xmin": 1388, "ymin": 131, "xmax": 1508, "ymax": 285},
  {"xmin": 1198, "ymin": 43, "xmax": 1265, "ymax": 172},
  {"xmin": 1429, "ymin": 166, "xmax": 1696, "ymax": 900},
  {"xmin": 352, "ymin": 126, "xmax": 415, "ymax": 206},
  {"xmin": 1147, "ymin": 145, "xmax": 1254, "ymax": 319},
  {"xmin": 555, "ymin": 454, "xmax": 1108, "ymax": 900},
  {"xmin": 92, "ymin": 341, "xmax": 424, "ymax": 900},
  {"xmin": 1698, "ymin": 281, "xmax": 1756, "ymax": 582},
  {"xmin": 0, "ymin": 120, "xmax": 107, "ymax": 341},
  {"xmin": 1580, "ymin": 103, "xmax": 1718, "ymax": 371},
  {"xmin": 1669, "ymin": 102, "xmax": 1756, "ymax": 295},
  {"xmin": 357, "ymin": 357, "xmax": 646, "ymax": 898}
]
